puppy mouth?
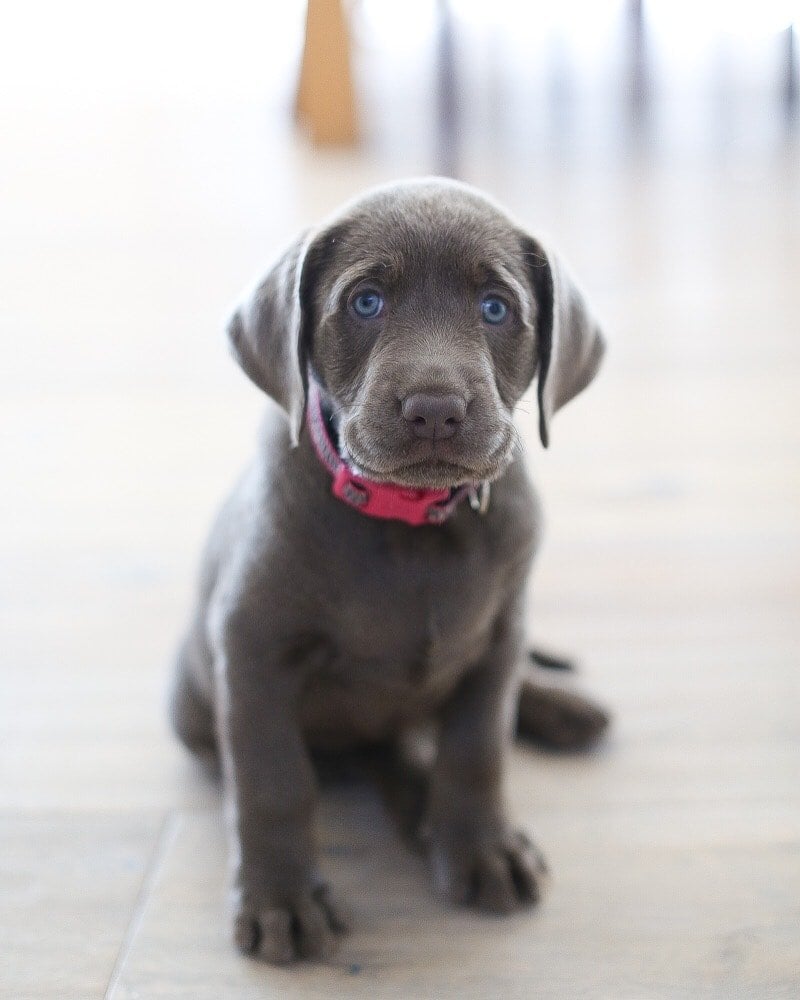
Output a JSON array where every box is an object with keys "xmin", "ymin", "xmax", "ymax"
[
  {"xmin": 345, "ymin": 429, "xmax": 516, "ymax": 490},
  {"xmin": 354, "ymin": 458, "xmax": 481, "ymax": 490}
]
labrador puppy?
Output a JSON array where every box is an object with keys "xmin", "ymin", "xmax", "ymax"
[{"xmin": 170, "ymin": 177, "xmax": 607, "ymax": 964}]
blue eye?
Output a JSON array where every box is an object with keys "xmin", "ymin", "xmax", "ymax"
[
  {"xmin": 351, "ymin": 289, "xmax": 384, "ymax": 319},
  {"xmin": 481, "ymin": 296, "xmax": 509, "ymax": 325}
]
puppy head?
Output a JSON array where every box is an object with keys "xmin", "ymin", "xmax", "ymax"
[{"xmin": 228, "ymin": 178, "xmax": 605, "ymax": 488}]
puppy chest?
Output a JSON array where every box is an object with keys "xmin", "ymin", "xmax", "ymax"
[
  {"xmin": 327, "ymin": 563, "xmax": 498, "ymax": 673},
  {"xmin": 297, "ymin": 583, "xmax": 497, "ymax": 742},
  {"xmin": 299, "ymin": 634, "xmax": 484, "ymax": 744}
]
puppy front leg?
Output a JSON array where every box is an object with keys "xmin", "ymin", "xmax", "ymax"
[
  {"xmin": 216, "ymin": 644, "xmax": 348, "ymax": 964},
  {"xmin": 428, "ymin": 606, "xmax": 548, "ymax": 913}
]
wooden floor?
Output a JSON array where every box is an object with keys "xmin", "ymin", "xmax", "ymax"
[{"xmin": 2, "ymin": 8, "xmax": 799, "ymax": 998}]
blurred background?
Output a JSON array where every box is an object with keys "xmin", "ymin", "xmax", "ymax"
[{"xmin": 2, "ymin": 2, "xmax": 799, "ymax": 997}]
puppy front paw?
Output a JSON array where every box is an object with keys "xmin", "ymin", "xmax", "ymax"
[
  {"xmin": 234, "ymin": 883, "xmax": 350, "ymax": 964},
  {"xmin": 430, "ymin": 828, "xmax": 548, "ymax": 914}
]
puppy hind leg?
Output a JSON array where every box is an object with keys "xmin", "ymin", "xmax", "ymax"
[
  {"xmin": 169, "ymin": 638, "xmax": 218, "ymax": 762},
  {"xmin": 515, "ymin": 667, "xmax": 611, "ymax": 751}
]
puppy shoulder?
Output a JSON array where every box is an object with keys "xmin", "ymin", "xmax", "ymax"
[{"xmin": 487, "ymin": 456, "xmax": 543, "ymax": 566}]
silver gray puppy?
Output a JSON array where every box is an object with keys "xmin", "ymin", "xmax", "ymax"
[{"xmin": 171, "ymin": 177, "xmax": 607, "ymax": 964}]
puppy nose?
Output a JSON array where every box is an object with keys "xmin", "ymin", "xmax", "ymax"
[{"xmin": 401, "ymin": 392, "xmax": 467, "ymax": 440}]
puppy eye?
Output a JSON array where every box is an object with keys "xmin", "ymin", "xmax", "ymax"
[
  {"xmin": 350, "ymin": 289, "xmax": 384, "ymax": 319},
  {"xmin": 481, "ymin": 295, "xmax": 509, "ymax": 325}
]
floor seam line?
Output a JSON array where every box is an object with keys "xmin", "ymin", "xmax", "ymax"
[{"xmin": 103, "ymin": 809, "xmax": 180, "ymax": 1000}]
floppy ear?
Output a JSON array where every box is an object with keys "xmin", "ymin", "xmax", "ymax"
[
  {"xmin": 226, "ymin": 231, "xmax": 315, "ymax": 444},
  {"xmin": 523, "ymin": 237, "xmax": 606, "ymax": 448}
]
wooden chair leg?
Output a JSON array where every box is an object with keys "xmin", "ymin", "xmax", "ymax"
[{"xmin": 296, "ymin": 0, "xmax": 359, "ymax": 145}]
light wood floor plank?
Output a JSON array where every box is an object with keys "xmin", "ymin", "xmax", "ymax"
[{"xmin": 0, "ymin": 814, "xmax": 163, "ymax": 1000}]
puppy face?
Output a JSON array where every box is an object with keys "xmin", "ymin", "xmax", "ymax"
[
  {"xmin": 304, "ymin": 184, "xmax": 538, "ymax": 488},
  {"xmin": 228, "ymin": 178, "xmax": 605, "ymax": 481}
]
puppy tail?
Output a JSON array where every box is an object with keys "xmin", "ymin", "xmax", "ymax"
[{"xmin": 527, "ymin": 645, "xmax": 576, "ymax": 671}]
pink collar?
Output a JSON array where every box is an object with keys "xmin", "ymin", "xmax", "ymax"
[{"xmin": 306, "ymin": 379, "xmax": 489, "ymax": 526}]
